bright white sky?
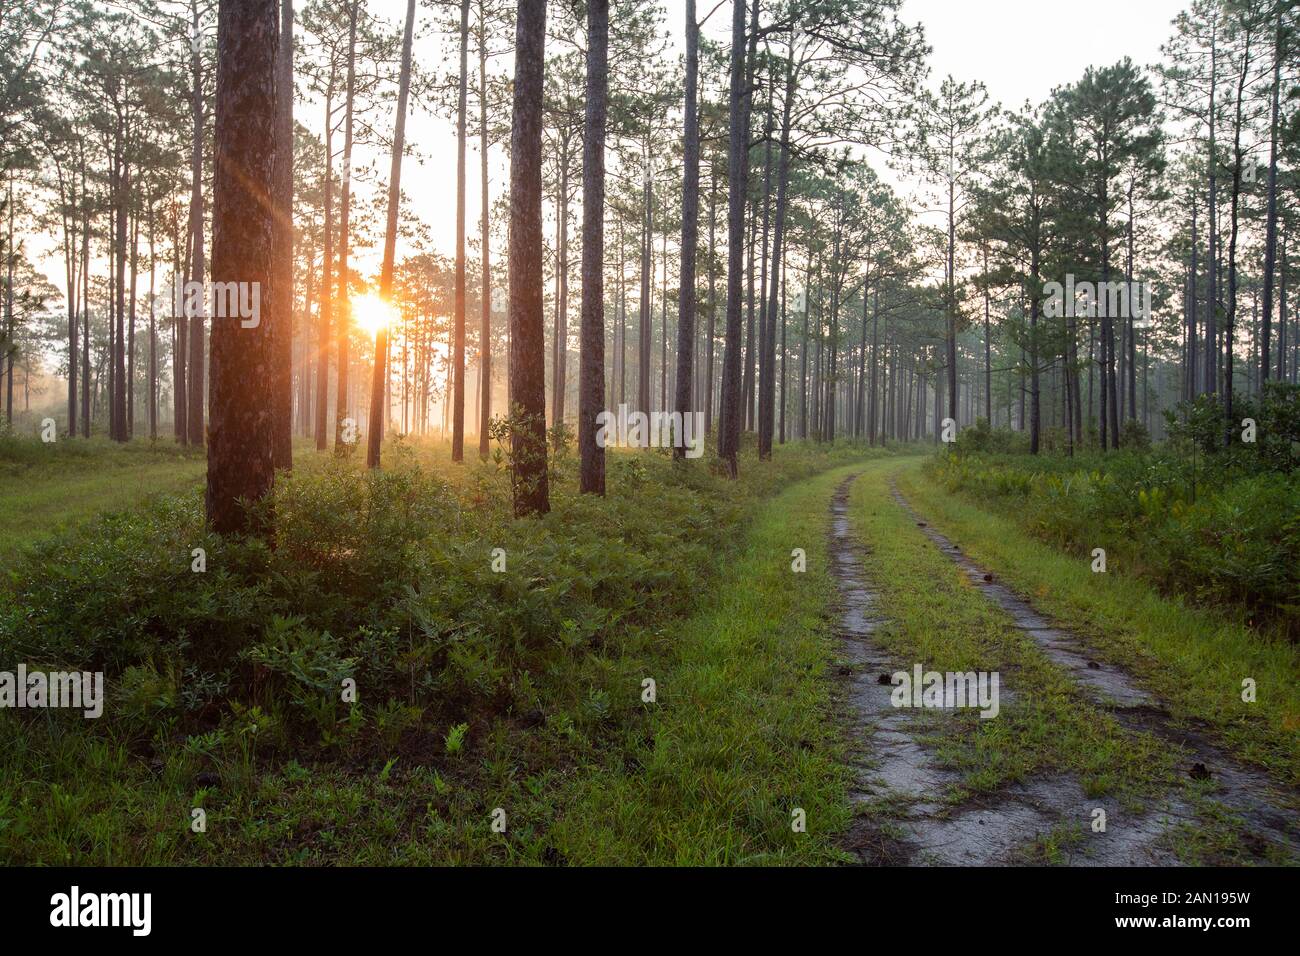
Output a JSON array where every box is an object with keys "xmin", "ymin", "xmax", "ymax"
[{"xmin": 903, "ymin": 0, "xmax": 1187, "ymax": 108}]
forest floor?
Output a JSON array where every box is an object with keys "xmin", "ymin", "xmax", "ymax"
[
  {"xmin": 0, "ymin": 439, "xmax": 206, "ymax": 568},
  {"xmin": 0, "ymin": 440, "xmax": 1295, "ymax": 864}
]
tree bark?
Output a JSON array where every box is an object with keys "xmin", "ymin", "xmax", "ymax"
[
  {"xmin": 366, "ymin": 0, "xmax": 415, "ymax": 469},
  {"xmin": 333, "ymin": 0, "xmax": 358, "ymax": 450},
  {"xmin": 314, "ymin": 69, "xmax": 335, "ymax": 451},
  {"xmin": 452, "ymin": 0, "xmax": 469, "ymax": 460},
  {"xmin": 477, "ymin": 0, "xmax": 492, "ymax": 459},
  {"xmin": 187, "ymin": 0, "xmax": 207, "ymax": 448},
  {"xmin": 206, "ymin": 0, "xmax": 279, "ymax": 535},
  {"xmin": 272, "ymin": 0, "xmax": 294, "ymax": 469},
  {"xmin": 759, "ymin": 49, "xmax": 795, "ymax": 459},
  {"xmin": 579, "ymin": 0, "xmax": 608, "ymax": 490},
  {"xmin": 508, "ymin": 0, "xmax": 549, "ymax": 516},
  {"xmin": 673, "ymin": 0, "xmax": 698, "ymax": 462},
  {"xmin": 718, "ymin": 0, "xmax": 757, "ymax": 476}
]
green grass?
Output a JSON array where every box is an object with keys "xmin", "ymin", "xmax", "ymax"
[
  {"xmin": 0, "ymin": 434, "xmax": 498, "ymax": 573},
  {"xmin": 895, "ymin": 456, "xmax": 1300, "ymax": 788},
  {"xmin": 549, "ymin": 463, "xmax": 869, "ymax": 865},
  {"xmin": 6, "ymin": 433, "xmax": 1289, "ymax": 865},
  {"xmin": 0, "ymin": 437, "xmax": 206, "ymax": 571}
]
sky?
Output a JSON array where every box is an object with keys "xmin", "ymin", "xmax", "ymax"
[{"xmin": 903, "ymin": 0, "xmax": 1187, "ymax": 108}]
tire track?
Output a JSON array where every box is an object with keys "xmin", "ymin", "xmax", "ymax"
[
  {"xmin": 831, "ymin": 473, "xmax": 1193, "ymax": 865},
  {"xmin": 887, "ymin": 476, "xmax": 1300, "ymax": 864}
]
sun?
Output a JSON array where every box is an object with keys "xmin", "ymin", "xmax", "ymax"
[{"xmin": 353, "ymin": 293, "xmax": 399, "ymax": 338}]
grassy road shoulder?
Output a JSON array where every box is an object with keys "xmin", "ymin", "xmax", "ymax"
[{"xmin": 552, "ymin": 462, "xmax": 879, "ymax": 864}]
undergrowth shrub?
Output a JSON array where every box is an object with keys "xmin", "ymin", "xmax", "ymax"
[
  {"xmin": 0, "ymin": 440, "xmax": 885, "ymax": 762},
  {"xmin": 929, "ymin": 388, "xmax": 1300, "ymax": 636}
]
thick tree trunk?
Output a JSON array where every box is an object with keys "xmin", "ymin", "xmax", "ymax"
[
  {"xmin": 579, "ymin": 0, "xmax": 609, "ymax": 490},
  {"xmin": 334, "ymin": 0, "xmax": 358, "ymax": 450},
  {"xmin": 206, "ymin": 0, "xmax": 278, "ymax": 535},
  {"xmin": 272, "ymin": 0, "xmax": 294, "ymax": 469},
  {"xmin": 718, "ymin": 0, "xmax": 757, "ymax": 476},
  {"xmin": 452, "ymin": 0, "xmax": 469, "ymax": 460},
  {"xmin": 507, "ymin": 0, "xmax": 549, "ymax": 516}
]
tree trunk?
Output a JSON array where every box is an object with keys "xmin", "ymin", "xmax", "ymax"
[
  {"xmin": 507, "ymin": 0, "xmax": 549, "ymax": 516},
  {"xmin": 1258, "ymin": 8, "xmax": 1279, "ymax": 385},
  {"xmin": 315, "ymin": 72, "xmax": 335, "ymax": 450},
  {"xmin": 127, "ymin": 191, "xmax": 139, "ymax": 437},
  {"xmin": 1205, "ymin": 26, "xmax": 1218, "ymax": 396},
  {"xmin": 674, "ymin": 0, "xmax": 698, "ymax": 463},
  {"xmin": 759, "ymin": 49, "xmax": 795, "ymax": 459},
  {"xmin": 638, "ymin": 142, "xmax": 652, "ymax": 420},
  {"xmin": 705, "ymin": 162, "xmax": 717, "ymax": 436},
  {"xmin": 114, "ymin": 160, "xmax": 128, "ymax": 441},
  {"xmin": 718, "ymin": 0, "xmax": 757, "ymax": 476},
  {"xmin": 366, "ymin": 0, "xmax": 415, "ymax": 469},
  {"xmin": 552, "ymin": 134, "xmax": 569, "ymax": 426},
  {"xmin": 579, "ymin": 0, "xmax": 609, "ymax": 490},
  {"xmin": 187, "ymin": 0, "xmax": 207, "ymax": 448},
  {"xmin": 271, "ymin": 0, "xmax": 294, "ymax": 469},
  {"xmin": 478, "ymin": 0, "xmax": 492, "ymax": 459},
  {"xmin": 334, "ymin": 0, "xmax": 358, "ymax": 450},
  {"xmin": 148, "ymin": 198, "xmax": 157, "ymax": 439},
  {"xmin": 1223, "ymin": 20, "xmax": 1252, "ymax": 442},
  {"xmin": 452, "ymin": 0, "xmax": 469, "ymax": 460},
  {"xmin": 206, "ymin": 0, "xmax": 278, "ymax": 535}
]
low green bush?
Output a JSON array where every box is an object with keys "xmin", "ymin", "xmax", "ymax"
[
  {"xmin": 0, "ymin": 438, "xmax": 884, "ymax": 752},
  {"xmin": 928, "ymin": 393, "xmax": 1300, "ymax": 637}
]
